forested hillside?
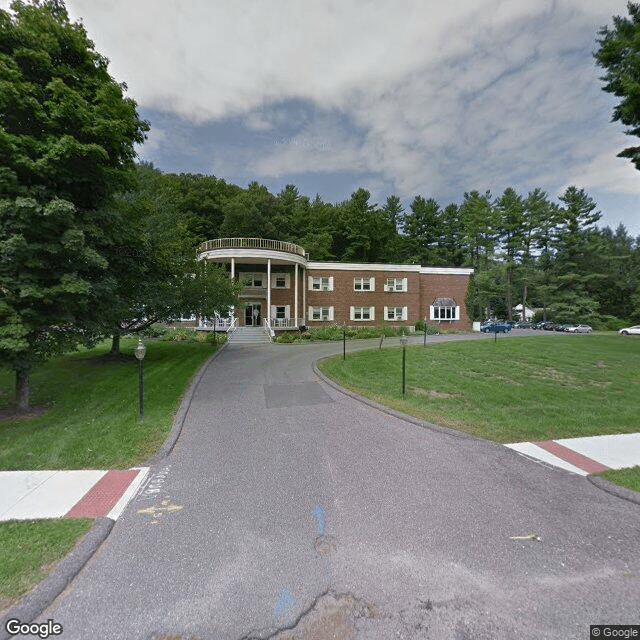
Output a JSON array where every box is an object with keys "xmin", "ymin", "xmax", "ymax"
[{"xmin": 131, "ymin": 163, "xmax": 640, "ymax": 326}]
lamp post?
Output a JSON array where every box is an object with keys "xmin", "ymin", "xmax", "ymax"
[
  {"xmin": 343, "ymin": 323, "xmax": 346, "ymax": 360},
  {"xmin": 134, "ymin": 338, "xmax": 146, "ymax": 422},
  {"xmin": 400, "ymin": 333, "xmax": 408, "ymax": 397}
]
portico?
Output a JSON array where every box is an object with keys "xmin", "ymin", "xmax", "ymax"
[{"xmin": 197, "ymin": 238, "xmax": 308, "ymax": 330}]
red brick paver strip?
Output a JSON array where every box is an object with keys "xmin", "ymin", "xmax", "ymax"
[
  {"xmin": 534, "ymin": 440, "xmax": 610, "ymax": 474},
  {"xmin": 66, "ymin": 469, "xmax": 140, "ymax": 518}
]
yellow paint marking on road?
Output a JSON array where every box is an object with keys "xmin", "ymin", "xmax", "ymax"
[{"xmin": 137, "ymin": 497, "xmax": 183, "ymax": 518}]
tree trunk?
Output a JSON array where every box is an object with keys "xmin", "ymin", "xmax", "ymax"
[
  {"xmin": 110, "ymin": 330, "xmax": 121, "ymax": 355},
  {"xmin": 521, "ymin": 283, "xmax": 528, "ymax": 322},
  {"xmin": 16, "ymin": 369, "xmax": 29, "ymax": 411},
  {"xmin": 506, "ymin": 266, "xmax": 513, "ymax": 321}
]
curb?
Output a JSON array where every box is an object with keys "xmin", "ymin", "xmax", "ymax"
[
  {"xmin": 0, "ymin": 517, "xmax": 114, "ymax": 639},
  {"xmin": 587, "ymin": 475, "xmax": 640, "ymax": 506},
  {"xmin": 313, "ymin": 360, "xmax": 640, "ymax": 506},
  {"xmin": 312, "ymin": 359, "xmax": 477, "ymax": 443},
  {"xmin": 0, "ymin": 341, "xmax": 228, "ymax": 634},
  {"xmin": 145, "ymin": 340, "xmax": 228, "ymax": 466}
]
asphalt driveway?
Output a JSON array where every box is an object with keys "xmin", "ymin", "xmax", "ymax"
[{"xmin": 32, "ymin": 336, "xmax": 640, "ymax": 639}]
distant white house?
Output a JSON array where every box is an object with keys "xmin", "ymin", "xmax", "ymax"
[{"xmin": 513, "ymin": 304, "xmax": 535, "ymax": 321}]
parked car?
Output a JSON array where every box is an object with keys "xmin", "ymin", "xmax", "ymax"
[
  {"xmin": 480, "ymin": 321, "xmax": 512, "ymax": 333},
  {"xmin": 514, "ymin": 321, "xmax": 533, "ymax": 328},
  {"xmin": 567, "ymin": 324, "xmax": 592, "ymax": 333},
  {"xmin": 619, "ymin": 325, "xmax": 640, "ymax": 336},
  {"xmin": 542, "ymin": 322, "xmax": 556, "ymax": 331}
]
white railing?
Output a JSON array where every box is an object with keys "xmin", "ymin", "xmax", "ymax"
[
  {"xmin": 198, "ymin": 237, "xmax": 307, "ymax": 258},
  {"xmin": 197, "ymin": 315, "xmax": 236, "ymax": 331},
  {"xmin": 227, "ymin": 316, "xmax": 238, "ymax": 333},
  {"xmin": 269, "ymin": 317, "xmax": 300, "ymax": 328},
  {"xmin": 263, "ymin": 318, "xmax": 275, "ymax": 340}
]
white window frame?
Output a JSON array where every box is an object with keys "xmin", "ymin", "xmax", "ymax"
[
  {"xmin": 430, "ymin": 304, "xmax": 460, "ymax": 321},
  {"xmin": 353, "ymin": 276, "xmax": 375, "ymax": 291},
  {"xmin": 309, "ymin": 276, "xmax": 334, "ymax": 291},
  {"xmin": 384, "ymin": 306, "xmax": 408, "ymax": 321},
  {"xmin": 350, "ymin": 306, "xmax": 375, "ymax": 321},
  {"xmin": 308, "ymin": 306, "xmax": 334, "ymax": 321},
  {"xmin": 384, "ymin": 277, "xmax": 408, "ymax": 292}
]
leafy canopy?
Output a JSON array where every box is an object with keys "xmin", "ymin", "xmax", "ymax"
[{"xmin": 595, "ymin": 2, "xmax": 640, "ymax": 169}]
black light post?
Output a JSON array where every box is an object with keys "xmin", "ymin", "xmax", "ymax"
[
  {"xmin": 343, "ymin": 323, "xmax": 346, "ymax": 360},
  {"xmin": 134, "ymin": 338, "xmax": 146, "ymax": 422},
  {"xmin": 400, "ymin": 333, "xmax": 408, "ymax": 397}
]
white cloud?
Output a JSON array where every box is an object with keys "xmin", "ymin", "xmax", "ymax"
[{"xmin": 2, "ymin": 0, "xmax": 638, "ymax": 233}]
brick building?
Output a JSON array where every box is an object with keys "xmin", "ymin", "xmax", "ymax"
[{"xmin": 197, "ymin": 238, "xmax": 473, "ymax": 331}]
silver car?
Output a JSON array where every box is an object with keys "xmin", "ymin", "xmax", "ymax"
[
  {"xmin": 619, "ymin": 325, "xmax": 640, "ymax": 336},
  {"xmin": 567, "ymin": 324, "xmax": 592, "ymax": 333}
]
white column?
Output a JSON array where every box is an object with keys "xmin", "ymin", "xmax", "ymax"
[
  {"xmin": 302, "ymin": 266, "xmax": 306, "ymax": 324},
  {"xmin": 267, "ymin": 258, "xmax": 271, "ymax": 325},
  {"xmin": 230, "ymin": 258, "xmax": 235, "ymax": 324},
  {"xmin": 294, "ymin": 264, "xmax": 299, "ymax": 327}
]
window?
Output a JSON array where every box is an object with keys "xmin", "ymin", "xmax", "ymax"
[
  {"xmin": 309, "ymin": 306, "xmax": 333, "ymax": 321},
  {"xmin": 242, "ymin": 273, "xmax": 265, "ymax": 287},
  {"xmin": 384, "ymin": 277, "xmax": 407, "ymax": 292},
  {"xmin": 354, "ymin": 277, "xmax": 374, "ymax": 291},
  {"xmin": 350, "ymin": 306, "xmax": 375, "ymax": 321},
  {"xmin": 309, "ymin": 276, "xmax": 333, "ymax": 291},
  {"xmin": 275, "ymin": 306, "xmax": 286, "ymax": 320},
  {"xmin": 430, "ymin": 298, "xmax": 459, "ymax": 321},
  {"xmin": 385, "ymin": 306, "xmax": 407, "ymax": 321},
  {"xmin": 272, "ymin": 273, "xmax": 290, "ymax": 289}
]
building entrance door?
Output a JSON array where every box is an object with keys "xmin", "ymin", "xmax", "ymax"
[{"xmin": 245, "ymin": 303, "xmax": 261, "ymax": 326}]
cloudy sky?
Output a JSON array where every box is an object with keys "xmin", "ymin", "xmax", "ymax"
[{"xmin": 4, "ymin": 0, "xmax": 640, "ymax": 236}]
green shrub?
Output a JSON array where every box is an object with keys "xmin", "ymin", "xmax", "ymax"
[
  {"xmin": 141, "ymin": 324, "xmax": 167, "ymax": 339},
  {"xmin": 414, "ymin": 319, "xmax": 440, "ymax": 334},
  {"xmin": 205, "ymin": 331, "xmax": 220, "ymax": 345},
  {"xmin": 277, "ymin": 324, "xmax": 418, "ymax": 342},
  {"xmin": 591, "ymin": 315, "xmax": 627, "ymax": 331},
  {"xmin": 161, "ymin": 327, "xmax": 197, "ymax": 342}
]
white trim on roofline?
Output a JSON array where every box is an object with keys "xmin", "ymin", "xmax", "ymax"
[
  {"xmin": 419, "ymin": 266, "xmax": 474, "ymax": 275},
  {"xmin": 308, "ymin": 261, "xmax": 421, "ymax": 272},
  {"xmin": 307, "ymin": 261, "xmax": 473, "ymax": 275}
]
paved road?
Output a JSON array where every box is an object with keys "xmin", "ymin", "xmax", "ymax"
[{"xmin": 37, "ymin": 336, "xmax": 639, "ymax": 639}]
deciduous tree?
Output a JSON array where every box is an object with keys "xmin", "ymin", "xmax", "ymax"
[{"xmin": 0, "ymin": 0, "xmax": 149, "ymax": 408}]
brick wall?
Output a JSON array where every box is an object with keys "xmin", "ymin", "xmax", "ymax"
[
  {"xmin": 306, "ymin": 266, "xmax": 471, "ymax": 329},
  {"xmin": 223, "ymin": 261, "xmax": 471, "ymax": 329},
  {"xmin": 419, "ymin": 273, "xmax": 472, "ymax": 330}
]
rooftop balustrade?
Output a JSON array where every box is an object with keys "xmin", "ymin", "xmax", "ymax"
[{"xmin": 197, "ymin": 238, "xmax": 307, "ymax": 258}]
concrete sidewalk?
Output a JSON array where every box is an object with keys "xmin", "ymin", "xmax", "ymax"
[
  {"xmin": 0, "ymin": 433, "xmax": 637, "ymax": 524},
  {"xmin": 505, "ymin": 433, "xmax": 640, "ymax": 476},
  {"xmin": 0, "ymin": 468, "xmax": 149, "ymax": 522}
]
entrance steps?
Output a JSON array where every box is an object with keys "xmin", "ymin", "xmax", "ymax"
[{"xmin": 227, "ymin": 326, "xmax": 272, "ymax": 346}]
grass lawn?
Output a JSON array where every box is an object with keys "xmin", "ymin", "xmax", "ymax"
[
  {"xmin": 596, "ymin": 466, "xmax": 640, "ymax": 493},
  {"xmin": 0, "ymin": 518, "xmax": 93, "ymax": 611},
  {"xmin": 0, "ymin": 337, "xmax": 220, "ymax": 610},
  {"xmin": 0, "ymin": 337, "xmax": 219, "ymax": 470},
  {"xmin": 319, "ymin": 334, "xmax": 640, "ymax": 489}
]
